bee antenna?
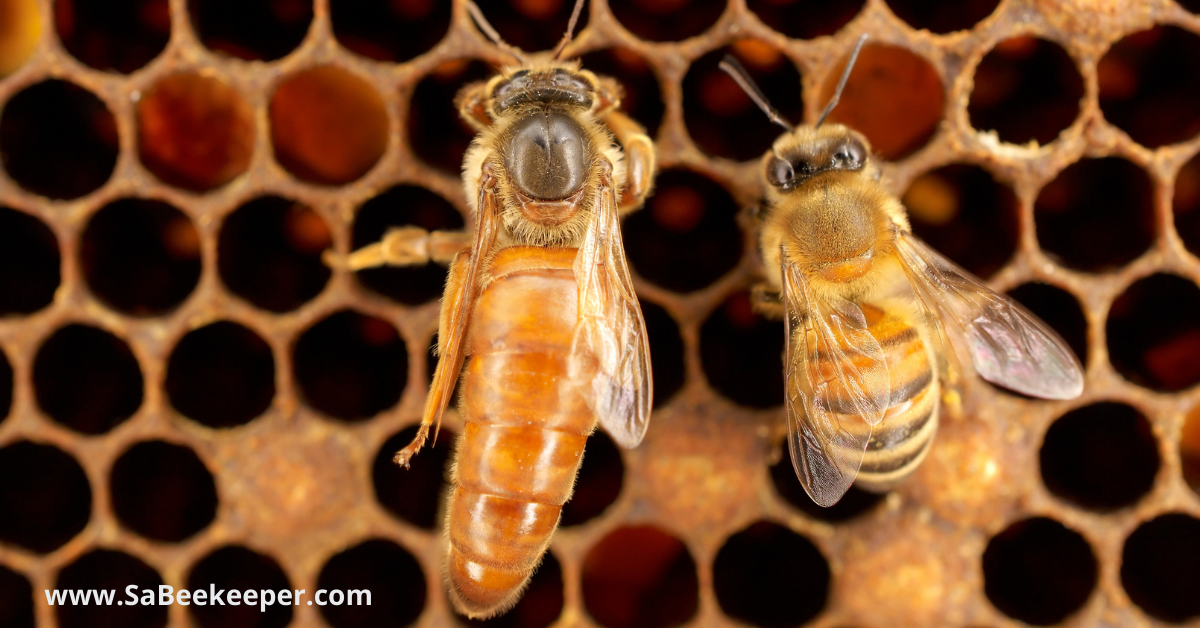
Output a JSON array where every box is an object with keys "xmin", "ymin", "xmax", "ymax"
[
  {"xmin": 718, "ymin": 55, "xmax": 793, "ymax": 131},
  {"xmin": 816, "ymin": 34, "xmax": 867, "ymax": 127},
  {"xmin": 465, "ymin": 1, "xmax": 526, "ymax": 65},
  {"xmin": 551, "ymin": 0, "xmax": 586, "ymax": 60}
]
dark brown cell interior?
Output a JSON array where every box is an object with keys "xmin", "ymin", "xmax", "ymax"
[
  {"xmin": 293, "ymin": 309, "xmax": 407, "ymax": 421},
  {"xmin": 609, "ymin": 0, "xmax": 722, "ymax": 42},
  {"xmin": 187, "ymin": 545, "xmax": 294, "ymax": 628},
  {"xmin": 582, "ymin": 525, "xmax": 699, "ymax": 628},
  {"xmin": 330, "ymin": 0, "xmax": 451, "ymax": 63},
  {"xmin": 270, "ymin": 66, "xmax": 390, "ymax": 185},
  {"xmin": 352, "ymin": 185, "xmax": 464, "ymax": 305},
  {"xmin": 0, "ymin": 348, "xmax": 10, "ymax": 422},
  {"xmin": 188, "ymin": 0, "xmax": 312, "ymax": 61},
  {"xmin": 466, "ymin": 0, "xmax": 588, "ymax": 53},
  {"xmin": 373, "ymin": 424, "xmax": 456, "ymax": 530},
  {"xmin": 81, "ymin": 198, "xmax": 202, "ymax": 315},
  {"xmin": 0, "ymin": 441, "xmax": 91, "ymax": 554},
  {"xmin": 1034, "ymin": 157, "xmax": 1154, "ymax": 272},
  {"xmin": 1184, "ymin": 405, "xmax": 1200, "ymax": 499},
  {"xmin": 969, "ymin": 37, "xmax": 1084, "ymax": 146},
  {"xmin": 1006, "ymin": 282, "xmax": 1088, "ymax": 365},
  {"xmin": 0, "ymin": 564, "xmax": 34, "ymax": 628},
  {"xmin": 746, "ymin": 0, "xmax": 865, "ymax": 40},
  {"xmin": 165, "ymin": 321, "xmax": 276, "ymax": 428},
  {"xmin": 458, "ymin": 551, "xmax": 563, "ymax": 628},
  {"xmin": 769, "ymin": 439, "xmax": 884, "ymax": 522},
  {"xmin": 904, "ymin": 164, "xmax": 1019, "ymax": 279},
  {"xmin": 138, "ymin": 72, "xmax": 255, "ymax": 192},
  {"xmin": 1099, "ymin": 26, "xmax": 1200, "ymax": 149},
  {"xmin": 713, "ymin": 520, "xmax": 829, "ymax": 628},
  {"xmin": 885, "ymin": 0, "xmax": 999, "ymax": 33},
  {"xmin": 622, "ymin": 169, "xmax": 742, "ymax": 293},
  {"xmin": 316, "ymin": 538, "xmax": 426, "ymax": 628},
  {"xmin": 408, "ymin": 59, "xmax": 494, "ymax": 175},
  {"xmin": 1106, "ymin": 273, "xmax": 1200, "ymax": 392},
  {"xmin": 982, "ymin": 517, "xmax": 1097, "ymax": 626},
  {"xmin": 822, "ymin": 43, "xmax": 944, "ymax": 160},
  {"xmin": 1182, "ymin": 0, "xmax": 1200, "ymax": 11},
  {"xmin": 578, "ymin": 48, "xmax": 664, "ymax": 138},
  {"xmin": 110, "ymin": 440, "xmax": 218, "ymax": 543},
  {"xmin": 0, "ymin": 79, "xmax": 118, "ymax": 200},
  {"xmin": 219, "ymin": 196, "xmax": 332, "ymax": 312},
  {"xmin": 640, "ymin": 300, "xmax": 685, "ymax": 409},
  {"xmin": 55, "ymin": 549, "xmax": 166, "ymax": 628},
  {"xmin": 1039, "ymin": 402, "xmax": 1159, "ymax": 511},
  {"xmin": 1120, "ymin": 513, "xmax": 1200, "ymax": 623},
  {"xmin": 700, "ymin": 291, "xmax": 785, "ymax": 409},
  {"xmin": 561, "ymin": 430, "xmax": 624, "ymax": 527},
  {"xmin": 683, "ymin": 42, "xmax": 802, "ymax": 162},
  {"xmin": 0, "ymin": 206, "xmax": 59, "ymax": 316},
  {"xmin": 1173, "ymin": 150, "xmax": 1200, "ymax": 257},
  {"xmin": 33, "ymin": 324, "xmax": 144, "ymax": 435},
  {"xmin": 55, "ymin": 0, "xmax": 169, "ymax": 74}
]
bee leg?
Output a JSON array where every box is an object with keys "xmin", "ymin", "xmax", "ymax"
[
  {"xmin": 322, "ymin": 227, "xmax": 471, "ymax": 270},
  {"xmin": 393, "ymin": 423, "xmax": 430, "ymax": 469},
  {"xmin": 600, "ymin": 110, "xmax": 656, "ymax": 212}
]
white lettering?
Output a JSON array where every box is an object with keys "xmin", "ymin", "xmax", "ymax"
[
  {"xmin": 347, "ymin": 589, "xmax": 371, "ymax": 606},
  {"xmin": 177, "ymin": 589, "xmax": 190, "ymax": 606},
  {"xmin": 158, "ymin": 585, "xmax": 173, "ymax": 606}
]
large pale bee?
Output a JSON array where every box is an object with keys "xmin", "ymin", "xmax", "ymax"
[
  {"xmin": 335, "ymin": 0, "xmax": 655, "ymax": 618},
  {"xmin": 720, "ymin": 38, "xmax": 1083, "ymax": 507}
]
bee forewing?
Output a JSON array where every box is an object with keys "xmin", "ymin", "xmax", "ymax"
[
  {"xmin": 893, "ymin": 232, "xmax": 1084, "ymax": 400},
  {"xmin": 782, "ymin": 261, "xmax": 889, "ymax": 506},
  {"xmin": 570, "ymin": 182, "xmax": 653, "ymax": 448}
]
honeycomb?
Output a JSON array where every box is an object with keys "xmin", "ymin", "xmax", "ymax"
[{"xmin": 2, "ymin": 0, "xmax": 1200, "ymax": 627}]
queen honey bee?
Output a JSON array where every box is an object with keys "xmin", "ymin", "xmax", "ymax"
[
  {"xmin": 335, "ymin": 0, "xmax": 655, "ymax": 617},
  {"xmin": 720, "ymin": 38, "xmax": 1083, "ymax": 507}
]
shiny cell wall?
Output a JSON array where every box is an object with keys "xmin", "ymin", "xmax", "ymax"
[{"xmin": 2, "ymin": 0, "xmax": 1200, "ymax": 627}]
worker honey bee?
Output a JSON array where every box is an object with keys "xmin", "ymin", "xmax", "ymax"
[
  {"xmin": 335, "ymin": 0, "xmax": 655, "ymax": 617},
  {"xmin": 720, "ymin": 38, "xmax": 1083, "ymax": 507}
]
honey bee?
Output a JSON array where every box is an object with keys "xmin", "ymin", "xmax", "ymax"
[
  {"xmin": 720, "ymin": 38, "xmax": 1083, "ymax": 507},
  {"xmin": 336, "ymin": 0, "xmax": 655, "ymax": 617}
]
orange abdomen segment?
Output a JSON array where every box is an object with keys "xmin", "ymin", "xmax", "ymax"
[{"xmin": 445, "ymin": 246, "xmax": 594, "ymax": 618}]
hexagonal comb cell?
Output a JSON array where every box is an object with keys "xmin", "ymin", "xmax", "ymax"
[
  {"xmin": 582, "ymin": 525, "xmax": 699, "ymax": 628},
  {"xmin": 166, "ymin": 321, "xmax": 276, "ymax": 428},
  {"xmin": 982, "ymin": 517, "xmax": 1097, "ymax": 625},
  {"xmin": 55, "ymin": 0, "xmax": 169, "ymax": 74},
  {"xmin": 0, "ymin": 79, "xmax": 117, "ymax": 199},
  {"xmin": 316, "ymin": 539, "xmax": 426, "ymax": 628},
  {"xmin": 969, "ymin": 36, "xmax": 1084, "ymax": 146},
  {"xmin": 1035, "ymin": 157, "xmax": 1154, "ymax": 272},
  {"xmin": 54, "ymin": 550, "xmax": 166, "ymax": 628},
  {"xmin": 1106, "ymin": 273, "xmax": 1200, "ymax": 392},
  {"xmin": 187, "ymin": 546, "xmax": 293, "ymax": 628},
  {"xmin": 0, "ymin": 0, "xmax": 40, "ymax": 76},
  {"xmin": 903, "ymin": 163, "xmax": 1019, "ymax": 279},
  {"xmin": 33, "ymin": 324, "xmax": 144, "ymax": 435},
  {"xmin": 330, "ymin": 0, "xmax": 451, "ymax": 63},
  {"xmin": 578, "ymin": 48, "xmax": 663, "ymax": 138},
  {"xmin": 373, "ymin": 424, "xmax": 457, "ymax": 530},
  {"xmin": 218, "ymin": 196, "xmax": 332, "ymax": 312},
  {"xmin": 1120, "ymin": 513, "xmax": 1200, "ymax": 623},
  {"xmin": 1006, "ymin": 282, "xmax": 1088, "ymax": 365},
  {"xmin": 560, "ymin": 430, "xmax": 624, "ymax": 527},
  {"xmin": 408, "ymin": 59, "xmax": 493, "ymax": 174},
  {"xmin": 684, "ymin": 41, "xmax": 803, "ymax": 162},
  {"xmin": 188, "ymin": 0, "xmax": 311, "ymax": 61},
  {"xmin": 81, "ymin": 198, "xmax": 202, "ymax": 315},
  {"xmin": 701, "ymin": 291, "xmax": 785, "ymax": 409},
  {"xmin": 1174, "ymin": 150, "xmax": 1200, "ymax": 257},
  {"xmin": 1039, "ymin": 402, "xmax": 1159, "ymax": 511},
  {"xmin": 270, "ymin": 66, "xmax": 389, "ymax": 185},
  {"xmin": 458, "ymin": 551, "xmax": 563, "ymax": 628},
  {"xmin": 609, "ymin": 0, "xmax": 721, "ymax": 42},
  {"xmin": 821, "ymin": 43, "xmax": 943, "ymax": 160},
  {"xmin": 110, "ymin": 440, "xmax": 218, "ymax": 542},
  {"xmin": 885, "ymin": 0, "xmax": 999, "ymax": 33},
  {"xmin": 747, "ymin": 0, "xmax": 864, "ymax": 40},
  {"xmin": 0, "ymin": 564, "xmax": 34, "ymax": 628},
  {"xmin": 0, "ymin": 441, "xmax": 91, "ymax": 554},
  {"xmin": 0, "ymin": 206, "xmax": 59, "ymax": 316},
  {"xmin": 292, "ymin": 310, "xmax": 407, "ymax": 421},
  {"xmin": 1099, "ymin": 26, "xmax": 1200, "ymax": 149},
  {"xmin": 137, "ymin": 72, "xmax": 255, "ymax": 191},
  {"xmin": 713, "ymin": 520, "xmax": 829, "ymax": 628},
  {"xmin": 622, "ymin": 169, "xmax": 742, "ymax": 293}
]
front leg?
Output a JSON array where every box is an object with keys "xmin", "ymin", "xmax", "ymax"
[
  {"xmin": 602, "ymin": 110, "xmax": 656, "ymax": 213},
  {"xmin": 323, "ymin": 227, "xmax": 472, "ymax": 270}
]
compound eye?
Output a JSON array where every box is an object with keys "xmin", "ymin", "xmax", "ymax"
[
  {"xmin": 767, "ymin": 157, "xmax": 795, "ymax": 188},
  {"xmin": 504, "ymin": 111, "xmax": 588, "ymax": 200},
  {"xmin": 835, "ymin": 138, "xmax": 866, "ymax": 169}
]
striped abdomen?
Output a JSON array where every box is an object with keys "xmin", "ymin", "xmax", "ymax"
[
  {"xmin": 811, "ymin": 302, "xmax": 939, "ymax": 492},
  {"xmin": 445, "ymin": 246, "xmax": 592, "ymax": 618}
]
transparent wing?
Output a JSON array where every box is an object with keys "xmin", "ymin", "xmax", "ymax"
[
  {"xmin": 570, "ymin": 178, "xmax": 652, "ymax": 449},
  {"xmin": 892, "ymin": 231, "xmax": 1083, "ymax": 399},
  {"xmin": 782, "ymin": 259, "xmax": 889, "ymax": 507}
]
